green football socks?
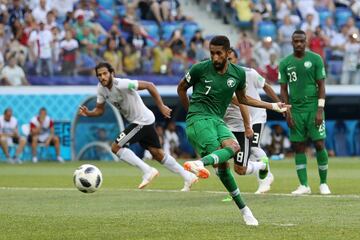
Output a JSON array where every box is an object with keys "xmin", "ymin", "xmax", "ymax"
[
  {"xmin": 295, "ymin": 153, "xmax": 308, "ymax": 186},
  {"xmin": 316, "ymin": 149, "xmax": 328, "ymax": 184},
  {"xmin": 217, "ymin": 168, "xmax": 246, "ymax": 209},
  {"xmin": 201, "ymin": 147, "xmax": 234, "ymax": 166}
]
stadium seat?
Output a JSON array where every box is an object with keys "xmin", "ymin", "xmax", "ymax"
[
  {"xmin": 116, "ymin": 5, "xmax": 127, "ymax": 17},
  {"xmin": 161, "ymin": 22, "xmax": 181, "ymax": 41},
  {"xmin": 232, "ymin": 13, "xmax": 252, "ymax": 29},
  {"xmin": 97, "ymin": 0, "xmax": 113, "ymax": 9},
  {"xmin": 327, "ymin": 60, "xmax": 343, "ymax": 84},
  {"xmin": 317, "ymin": 8, "xmax": 333, "ymax": 26},
  {"xmin": 257, "ymin": 21, "xmax": 277, "ymax": 39},
  {"xmin": 98, "ymin": 9, "xmax": 115, "ymax": 30},
  {"xmin": 335, "ymin": 7, "xmax": 352, "ymax": 28},
  {"xmin": 182, "ymin": 22, "xmax": 199, "ymax": 38}
]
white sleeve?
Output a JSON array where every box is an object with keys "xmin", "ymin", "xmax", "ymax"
[
  {"xmin": 251, "ymin": 69, "xmax": 265, "ymax": 89},
  {"xmin": 113, "ymin": 78, "xmax": 139, "ymax": 90},
  {"xmin": 96, "ymin": 87, "xmax": 106, "ymax": 104}
]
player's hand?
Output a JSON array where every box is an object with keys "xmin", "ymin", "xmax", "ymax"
[
  {"xmin": 315, "ymin": 108, "xmax": 324, "ymax": 126},
  {"xmin": 271, "ymin": 102, "xmax": 291, "ymax": 113},
  {"xmin": 285, "ymin": 111, "xmax": 295, "ymax": 128},
  {"xmin": 245, "ymin": 127, "xmax": 254, "ymax": 139},
  {"xmin": 160, "ymin": 104, "xmax": 172, "ymax": 118},
  {"xmin": 78, "ymin": 105, "xmax": 89, "ymax": 116}
]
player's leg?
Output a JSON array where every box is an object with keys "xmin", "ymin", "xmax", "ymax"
[
  {"xmin": 183, "ymin": 119, "xmax": 237, "ymax": 178},
  {"xmin": 308, "ymin": 112, "xmax": 330, "ymax": 194},
  {"xmin": 14, "ymin": 136, "xmax": 26, "ymax": 163},
  {"xmin": 29, "ymin": 135, "xmax": 39, "ymax": 163},
  {"xmin": 112, "ymin": 123, "xmax": 157, "ymax": 189},
  {"xmin": 140, "ymin": 124, "xmax": 198, "ymax": 191},
  {"xmin": 51, "ymin": 135, "xmax": 64, "ymax": 163},
  {"xmin": 290, "ymin": 112, "xmax": 311, "ymax": 195},
  {"xmin": 217, "ymin": 161, "xmax": 258, "ymax": 226},
  {"xmin": 0, "ymin": 135, "xmax": 11, "ymax": 161}
]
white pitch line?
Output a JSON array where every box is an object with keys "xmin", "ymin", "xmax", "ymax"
[{"xmin": 0, "ymin": 187, "xmax": 360, "ymax": 199}]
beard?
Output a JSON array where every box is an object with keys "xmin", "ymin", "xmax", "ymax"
[{"xmin": 212, "ymin": 60, "xmax": 226, "ymax": 71}]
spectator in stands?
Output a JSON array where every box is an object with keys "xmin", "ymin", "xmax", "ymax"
[
  {"xmin": 266, "ymin": 124, "xmax": 291, "ymax": 160},
  {"xmin": 248, "ymin": 58, "xmax": 266, "ymax": 77},
  {"xmin": 278, "ymin": 15, "xmax": 297, "ymax": 57},
  {"xmin": 168, "ymin": 29, "xmax": 186, "ymax": 68},
  {"xmin": 11, "ymin": 18, "xmax": 27, "ymax": 46},
  {"xmin": 152, "ymin": 38, "xmax": 173, "ymax": 74},
  {"xmin": 253, "ymin": 0, "xmax": 273, "ymax": 22},
  {"xmin": 123, "ymin": 43, "xmax": 141, "ymax": 75},
  {"xmin": 127, "ymin": 24, "xmax": 147, "ymax": 53},
  {"xmin": 345, "ymin": 17, "xmax": 359, "ymax": 35},
  {"xmin": 77, "ymin": 44, "xmax": 101, "ymax": 76},
  {"xmin": 351, "ymin": 0, "xmax": 360, "ymax": 18},
  {"xmin": 330, "ymin": 24, "xmax": 348, "ymax": 61},
  {"xmin": 236, "ymin": 31, "xmax": 254, "ymax": 65},
  {"xmin": 253, "ymin": 36, "xmax": 280, "ymax": 70},
  {"xmin": 108, "ymin": 24, "xmax": 127, "ymax": 51},
  {"xmin": 265, "ymin": 53, "xmax": 278, "ymax": 85},
  {"xmin": 309, "ymin": 26, "xmax": 329, "ymax": 60},
  {"xmin": 0, "ymin": 0, "xmax": 8, "ymax": 24},
  {"xmin": 103, "ymin": 38, "xmax": 125, "ymax": 76},
  {"xmin": 5, "ymin": 38, "xmax": 28, "ymax": 68},
  {"xmin": 231, "ymin": 0, "xmax": 253, "ymax": 24},
  {"xmin": 276, "ymin": 0, "xmax": 300, "ymax": 24},
  {"xmin": 164, "ymin": 121, "xmax": 181, "ymax": 158},
  {"xmin": 60, "ymin": 30, "xmax": 79, "ymax": 76},
  {"xmin": 29, "ymin": 107, "xmax": 64, "ymax": 163},
  {"xmin": 138, "ymin": 0, "xmax": 170, "ymax": 23},
  {"xmin": 315, "ymin": 0, "xmax": 335, "ymax": 11},
  {"xmin": 28, "ymin": 21, "xmax": 54, "ymax": 76},
  {"xmin": 78, "ymin": 25, "xmax": 98, "ymax": 53},
  {"xmin": 8, "ymin": 0, "xmax": 26, "ymax": 26},
  {"xmin": 1, "ymin": 53, "xmax": 28, "ymax": 86},
  {"xmin": 189, "ymin": 30, "xmax": 207, "ymax": 62},
  {"xmin": 32, "ymin": 0, "xmax": 50, "ymax": 24},
  {"xmin": 50, "ymin": 0, "xmax": 77, "ymax": 19},
  {"xmin": 0, "ymin": 51, "xmax": 3, "ymax": 70},
  {"xmin": 0, "ymin": 23, "xmax": 11, "ymax": 55},
  {"xmin": 296, "ymin": 0, "xmax": 320, "ymax": 27},
  {"xmin": 44, "ymin": 10, "xmax": 57, "ymax": 31},
  {"xmin": 73, "ymin": 9, "xmax": 94, "ymax": 43},
  {"xmin": 323, "ymin": 16, "xmax": 338, "ymax": 39},
  {"xmin": 76, "ymin": 0, "xmax": 96, "ymax": 22},
  {"xmin": 341, "ymin": 33, "xmax": 360, "ymax": 85},
  {"xmin": 301, "ymin": 13, "xmax": 319, "ymax": 33},
  {"xmin": 169, "ymin": 0, "xmax": 192, "ymax": 22},
  {"xmin": 0, "ymin": 108, "xmax": 26, "ymax": 163}
]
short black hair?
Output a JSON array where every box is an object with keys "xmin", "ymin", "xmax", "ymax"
[
  {"xmin": 229, "ymin": 47, "xmax": 238, "ymax": 59},
  {"xmin": 3, "ymin": 107, "xmax": 11, "ymax": 115},
  {"xmin": 292, "ymin": 29, "xmax": 306, "ymax": 37},
  {"xmin": 209, "ymin": 35, "xmax": 230, "ymax": 50},
  {"xmin": 39, "ymin": 107, "xmax": 47, "ymax": 113},
  {"xmin": 95, "ymin": 62, "xmax": 114, "ymax": 76}
]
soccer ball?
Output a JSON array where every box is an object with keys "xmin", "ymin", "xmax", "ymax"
[{"xmin": 73, "ymin": 164, "xmax": 103, "ymax": 193}]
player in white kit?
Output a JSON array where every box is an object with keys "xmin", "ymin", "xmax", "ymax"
[
  {"xmin": 0, "ymin": 108, "xmax": 27, "ymax": 163},
  {"xmin": 78, "ymin": 62, "xmax": 198, "ymax": 191},
  {"xmin": 223, "ymin": 48, "xmax": 281, "ymax": 194}
]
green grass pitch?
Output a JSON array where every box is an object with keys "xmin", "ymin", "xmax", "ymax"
[{"xmin": 0, "ymin": 157, "xmax": 360, "ymax": 240}]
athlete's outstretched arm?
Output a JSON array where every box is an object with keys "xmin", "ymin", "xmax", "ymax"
[
  {"xmin": 177, "ymin": 78, "xmax": 191, "ymax": 112},
  {"xmin": 235, "ymin": 88, "xmax": 288, "ymax": 112},
  {"xmin": 263, "ymin": 83, "xmax": 281, "ymax": 102},
  {"xmin": 138, "ymin": 81, "xmax": 172, "ymax": 118},
  {"xmin": 78, "ymin": 102, "xmax": 105, "ymax": 117}
]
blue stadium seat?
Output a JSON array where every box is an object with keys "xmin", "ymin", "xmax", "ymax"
[
  {"xmin": 116, "ymin": 5, "xmax": 127, "ymax": 17},
  {"xmin": 232, "ymin": 13, "xmax": 252, "ymax": 29},
  {"xmin": 257, "ymin": 21, "xmax": 277, "ymax": 39},
  {"xmin": 317, "ymin": 8, "xmax": 333, "ymax": 26},
  {"xmin": 98, "ymin": 9, "xmax": 115, "ymax": 30},
  {"xmin": 335, "ymin": 7, "xmax": 352, "ymax": 28},
  {"xmin": 140, "ymin": 20, "xmax": 160, "ymax": 47},
  {"xmin": 182, "ymin": 22, "xmax": 199, "ymax": 38},
  {"xmin": 333, "ymin": 120, "xmax": 351, "ymax": 156},
  {"xmin": 97, "ymin": 0, "xmax": 113, "ymax": 9},
  {"xmin": 161, "ymin": 22, "xmax": 181, "ymax": 41}
]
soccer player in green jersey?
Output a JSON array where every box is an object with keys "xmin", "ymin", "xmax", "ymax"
[
  {"xmin": 279, "ymin": 30, "xmax": 331, "ymax": 195},
  {"xmin": 177, "ymin": 35, "xmax": 288, "ymax": 226}
]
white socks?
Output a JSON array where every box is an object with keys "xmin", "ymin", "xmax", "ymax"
[
  {"xmin": 246, "ymin": 161, "xmax": 266, "ymax": 175},
  {"xmin": 161, "ymin": 154, "xmax": 192, "ymax": 181},
  {"xmin": 116, "ymin": 148, "xmax": 152, "ymax": 174}
]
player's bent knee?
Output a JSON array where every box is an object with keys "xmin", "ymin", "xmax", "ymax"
[
  {"xmin": 111, "ymin": 142, "xmax": 120, "ymax": 154},
  {"xmin": 234, "ymin": 165, "xmax": 247, "ymax": 175}
]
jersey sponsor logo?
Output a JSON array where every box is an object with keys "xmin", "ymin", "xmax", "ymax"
[
  {"xmin": 304, "ymin": 61, "xmax": 312, "ymax": 68},
  {"xmin": 204, "ymin": 79, "xmax": 212, "ymax": 83},
  {"xmin": 227, "ymin": 78, "xmax": 236, "ymax": 88},
  {"xmin": 287, "ymin": 66, "xmax": 296, "ymax": 71},
  {"xmin": 185, "ymin": 72, "xmax": 191, "ymax": 82}
]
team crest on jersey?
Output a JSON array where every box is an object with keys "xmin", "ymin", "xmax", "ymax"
[
  {"xmin": 304, "ymin": 61, "xmax": 312, "ymax": 68},
  {"xmin": 227, "ymin": 78, "xmax": 236, "ymax": 88}
]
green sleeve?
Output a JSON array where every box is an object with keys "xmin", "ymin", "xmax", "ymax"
[
  {"xmin": 278, "ymin": 61, "xmax": 287, "ymax": 84},
  {"xmin": 236, "ymin": 68, "xmax": 246, "ymax": 91},
  {"xmin": 185, "ymin": 63, "xmax": 201, "ymax": 86},
  {"xmin": 315, "ymin": 55, "xmax": 326, "ymax": 81}
]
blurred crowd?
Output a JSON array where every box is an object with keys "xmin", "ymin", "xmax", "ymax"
[{"xmin": 0, "ymin": 0, "xmax": 359, "ymax": 86}]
